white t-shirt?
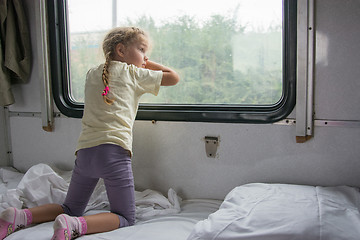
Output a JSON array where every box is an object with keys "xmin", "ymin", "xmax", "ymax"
[{"xmin": 76, "ymin": 61, "xmax": 163, "ymax": 155}]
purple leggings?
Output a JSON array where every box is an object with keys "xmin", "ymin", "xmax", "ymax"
[{"xmin": 62, "ymin": 144, "xmax": 135, "ymax": 227}]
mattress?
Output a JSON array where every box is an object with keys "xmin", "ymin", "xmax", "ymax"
[
  {"xmin": 4, "ymin": 200, "xmax": 221, "ymax": 240},
  {"xmin": 0, "ymin": 164, "xmax": 221, "ymax": 240},
  {"xmin": 2, "ymin": 165, "xmax": 360, "ymax": 240}
]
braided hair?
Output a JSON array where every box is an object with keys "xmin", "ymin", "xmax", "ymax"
[{"xmin": 101, "ymin": 27, "xmax": 148, "ymax": 105}]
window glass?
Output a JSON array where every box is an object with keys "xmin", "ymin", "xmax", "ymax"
[{"xmin": 67, "ymin": 0, "xmax": 283, "ymax": 105}]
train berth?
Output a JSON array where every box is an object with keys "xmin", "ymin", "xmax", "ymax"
[{"xmin": 1, "ymin": 164, "xmax": 359, "ymax": 240}]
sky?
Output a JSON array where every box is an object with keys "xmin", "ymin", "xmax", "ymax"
[{"xmin": 68, "ymin": 0, "xmax": 282, "ymax": 33}]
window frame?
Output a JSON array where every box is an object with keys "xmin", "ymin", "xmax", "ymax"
[{"xmin": 48, "ymin": 0, "xmax": 296, "ymax": 123}]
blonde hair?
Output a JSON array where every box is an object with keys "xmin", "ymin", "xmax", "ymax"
[{"xmin": 101, "ymin": 27, "xmax": 148, "ymax": 104}]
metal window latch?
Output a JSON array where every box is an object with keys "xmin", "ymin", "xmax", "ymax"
[{"xmin": 204, "ymin": 136, "xmax": 219, "ymax": 158}]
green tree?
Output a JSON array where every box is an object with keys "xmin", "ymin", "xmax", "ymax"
[{"xmin": 69, "ymin": 13, "xmax": 283, "ymax": 105}]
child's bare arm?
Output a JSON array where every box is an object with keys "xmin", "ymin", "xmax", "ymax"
[{"xmin": 145, "ymin": 60, "xmax": 180, "ymax": 86}]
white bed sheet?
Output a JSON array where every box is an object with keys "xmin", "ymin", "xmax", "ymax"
[
  {"xmin": 5, "ymin": 200, "xmax": 221, "ymax": 240},
  {"xmin": 3, "ymin": 165, "xmax": 360, "ymax": 240},
  {"xmin": 0, "ymin": 164, "xmax": 182, "ymax": 219},
  {"xmin": 0, "ymin": 164, "xmax": 221, "ymax": 240}
]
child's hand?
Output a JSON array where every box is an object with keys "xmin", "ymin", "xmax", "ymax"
[
  {"xmin": 142, "ymin": 56, "xmax": 149, "ymax": 68},
  {"xmin": 144, "ymin": 60, "xmax": 179, "ymax": 86}
]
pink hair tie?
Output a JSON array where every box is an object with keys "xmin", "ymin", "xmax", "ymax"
[{"xmin": 102, "ymin": 86, "xmax": 110, "ymax": 96}]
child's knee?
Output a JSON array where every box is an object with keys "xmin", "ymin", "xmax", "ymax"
[{"xmin": 117, "ymin": 214, "xmax": 135, "ymax": 228}]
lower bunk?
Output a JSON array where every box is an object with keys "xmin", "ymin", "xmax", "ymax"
[{"xmin": 1, "ymin": 164, "xmax": 359, "ymax": 240}]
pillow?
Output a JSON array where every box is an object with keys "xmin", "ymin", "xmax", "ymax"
[{"xmin": 187, "ymin": 183, "xmax": 360, "ymax": 240}]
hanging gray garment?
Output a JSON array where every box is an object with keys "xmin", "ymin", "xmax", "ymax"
[{"xmin": 0, "ymin": 0, "xmax": 32, "ymax": 106}]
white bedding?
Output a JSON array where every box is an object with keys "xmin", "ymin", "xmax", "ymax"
[
  {"xmin": 0, "ymin": 164, "xmax": 182, "ymax": 219},
  {"xmin": 188, "ymin": 183, "xmax": 360, "ymax": 240},
  {"xmin": 2, "ymin": 165, "xmax": 360, "ymax": 240},
  {"xmin": 4, "ymin": 200, "xmax": 221, "ymax": 240},
  {"xmin": 0, "ymin": 164, "xmax": 221, "ymax": 239}
]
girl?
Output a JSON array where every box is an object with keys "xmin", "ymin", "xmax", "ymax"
[{"xmin": 0, "ymin": 26, "xmax": 179, "ymax": 240}]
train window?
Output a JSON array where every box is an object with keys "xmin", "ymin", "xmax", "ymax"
[{"xmin": 48, "ymin": 0, "xmax": 296, "ymax": 123}]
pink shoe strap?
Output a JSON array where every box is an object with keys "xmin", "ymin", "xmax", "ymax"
[
  {"xmin": 23, "ymin": 209, "xmax": 33, "ymax": 226},
  {"xmin": 78, "ymin": 217, "xmax": 87, "ymax": 235}
]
